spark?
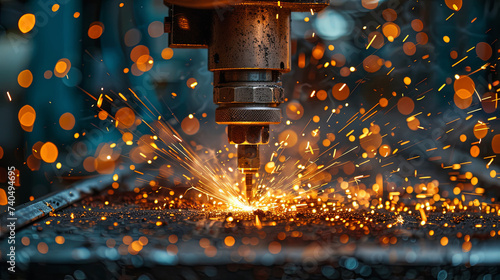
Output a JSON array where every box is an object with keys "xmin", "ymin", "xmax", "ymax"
[
  {"xmin": 487, "ymin": 158, "xmax": 494, "ymax": 168},
  {"xmin": 366, "ymin": 35, "xmax": 377, "ymax": 49},
  {"xmin": 255, "ymin": 215, "xmax": 262, "ymax": 229},
  {"xmin": 467, "ymin": 108, "xmax": 482, "ymax": 114},
  {"xmin": 97, "ymin": 94, "xmax": 103, "ymax": 107},
  {"xmin": 452, "ymin": 56, "xmax": 468, "ymax": 67},
  {"xmin": 338, "ymin": 114, "xmax": 358, "ymax": 133},
  {"xmin": 6, "ymin": 91, "xmax": 12, "ymax": 101},
  {"xmin": 118, "ymin": 92, "xmax": 127, "ymax": 101}
]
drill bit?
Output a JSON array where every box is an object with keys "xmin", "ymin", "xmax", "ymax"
[
  {"xmin": 238, "ymin": 145, "xmax": 259, "ymax": 204},
  {"xmin": 245, "ymin": 173, "xmax": 253, "ymax": 204}
]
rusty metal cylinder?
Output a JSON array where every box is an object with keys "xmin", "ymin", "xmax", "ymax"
[{"xmin": 208, "ymin": 5, "xmax": 291, "ymax": 72}]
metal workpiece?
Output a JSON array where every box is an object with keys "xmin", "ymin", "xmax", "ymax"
[{"xmin": 5, "ymin": 196, "xmax": 500, "ymax": 278}]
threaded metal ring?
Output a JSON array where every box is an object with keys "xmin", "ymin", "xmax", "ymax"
[{"xmin": 215, "ymin": 107, "xmax": 281, "ymax": 124}]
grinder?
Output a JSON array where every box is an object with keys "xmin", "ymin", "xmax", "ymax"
[{"xmin": 164, "ymin": 0, "xmax": 329, "ymax": 203}]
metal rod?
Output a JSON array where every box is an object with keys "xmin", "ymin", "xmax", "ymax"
[{"xmin": 0, "ymin": 170, "xmax": 127, "ymax": 238}]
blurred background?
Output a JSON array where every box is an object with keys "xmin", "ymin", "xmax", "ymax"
[{"xmin": 0, "ymin": 0, "xmax": 499, "ymax": 207}]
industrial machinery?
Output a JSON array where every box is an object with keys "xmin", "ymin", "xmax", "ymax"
[
  {"xmin": 164, "ymin": 0, "xmax": 330, "ymax": 203},
  {"xmin": 3, "ymin": 1, "xmax": 500, "ymax": 279}
]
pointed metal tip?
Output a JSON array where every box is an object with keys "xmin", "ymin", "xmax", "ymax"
[{"xmin": 245, "ymin": 173, "xmax": 253, "ymax": 204}]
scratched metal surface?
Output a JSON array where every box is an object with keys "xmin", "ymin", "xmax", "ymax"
[{"xmin": 1, "ymin": 191, "xmax": 500, "ymax": 280}]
